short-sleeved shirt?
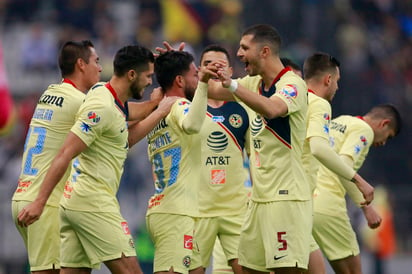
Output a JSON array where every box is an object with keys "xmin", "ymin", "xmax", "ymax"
[
  {"xmin": 146, "ymin": 98, "xmax": 202, "ymax": 217},
  {"xmin": 314, "ymin": 115, "xmax": 374, "ymax": 216},
  {"xmin": 60, "ymin": 82, "xmax": 129, "ymax": 213},
  {"xmin": 301, "ymin": 91, "xmax": 332, "ymax": 193},
  {"xmin": 198, "ymin": 101, "xmax": 250, "ymax": 217},
  {"xmin": 237, "ymin": 68, "xmax": 310, "ymax": 202},
  {"xmin": 13, "ymin": 81, "xmax": 86, "ymax": 206}
]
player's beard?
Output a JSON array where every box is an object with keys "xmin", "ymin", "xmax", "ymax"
[
  {"xmin": 184, "ymin": 86, "xmax": 196, "ymax": 101},
  {"xmin": 130, "ymin": 81, "xmax": 145, "ymax": 100}
]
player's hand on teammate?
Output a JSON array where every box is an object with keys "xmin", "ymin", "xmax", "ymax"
[
  {"xmin": 362, "ymin": 204, "xmax": 382, "ymax": 229},
  {"xmin": 17, "ymin": 200, "xmax": 45, "ymax": 227},
  {"xmin": 199, "ymin": 60, "xmax": 227, "ymax": 83},
  {"xmin": 155, "ymin": 41, "xmax": 185, "ymax": 57},
  {"xmin": 157, "ymin": 95, "xmax": 179, "ymax": 117}
]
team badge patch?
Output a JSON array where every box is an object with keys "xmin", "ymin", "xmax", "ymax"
[
  {"xmin": 279, "ymin": 84, "xmax": 298, "ymax": 99},
  {"xmin": 80, "ymin": 122, "xmax": 91, "ymax": 132},
  {"xmin": 87, "ymin": 111, "xmax": 100, "ymax": 124},
  {"xmin": 229, "ymin": 114, "xmax": 243, "ymax": 128},
  {"xmin": 360, "ymin": 135, "xmax": 368, "ymax": 146},
  {"xmin": 323, "ymin": 113, "xmax": 330, "ymax": 120},
  {"xmin": 354, "ymin": 144, "xmax": 361, "ymax": 154},
  {"xmin": 129, "ymin": 238, "xmax": 135, "ymax": 249},
  {"xmin": 182, "ymin": 255, "xmax": 191, "ymax": 268}
]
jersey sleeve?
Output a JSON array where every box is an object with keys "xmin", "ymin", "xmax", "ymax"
[
  {"xmin": 71, "ymin": 93, "xmax": 113, "ymax": 146},
  {"xmin": 338, "ymin": 124, "xmax": 373, "ymax": 170},
  {"xmin": 273, "ymin": 75, "xmax": 307, "ymax": 115},
  {"xmin": 307, "ymin": 97, "xmax": 331, "ymax": 141}
]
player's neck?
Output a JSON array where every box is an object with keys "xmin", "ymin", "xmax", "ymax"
[
  {"xmin": 207, "ymin": 99, "xmax": 224, "ymax": 108},
  {"xmin": 165, "ymin": 87, "xmax": 185, "ymax": 99},
  {"xmin": 261, "ymin": 59, "xmax": 284, "ymax": 89}
]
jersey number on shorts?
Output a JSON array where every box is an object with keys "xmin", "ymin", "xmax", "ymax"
[
  {"xmin": 153, "ymin": 147, "xmax": 181, "ymax": 193},
  {"xmin": 277, "ymin": 231, "xmax": 288, "ymax": 251},
  {"xmin": 23, "ymin": 126, "xmax": 47, "ymax": 176}
]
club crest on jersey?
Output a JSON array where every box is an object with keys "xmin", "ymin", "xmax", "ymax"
[
  {"xmin": 87, "ymin": 111, "xmax": 100, "ymax": 124},
  {"xmin": 229, "ymin": 114, "xmax": 243, "ymax": 128},
  {"xmin": 279, "ymin": 84, "xmax": 298, "ymax": 99},
  {"xmin": 129, "ymin": 238, "xmax": 135, "ymax": 249},
  {"xmin": 80, "ymin": 122, "xmax": 91, "ymax": 132},
  {"xmin": 182, "ymin": 256, "xmax": 191, "ymax": 268}
]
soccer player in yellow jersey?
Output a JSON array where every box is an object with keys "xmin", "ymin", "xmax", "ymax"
[
  {"xmin": 312, "ymin": 104, "xmax": 402, "ymax": 274},
  {"xmin": 17, "ymin": 45, "xmax": 176, "ymax": 274},
  {"xmin": 202, "ymin": 24, "xmax": 311, "ymax": 274},
  {"xmin": 194, "ymin": 45, "xmax": 250, "ymax": 274},
  {"xmin": 301, "ymin": 52, "xmax": 377, "ymax": 274},
  {"xmin": 11, "ymin": 40, "xmax": 102, "ymax": 274},
  {"xmin": 146, "ymin": 50, "xmax": 227, "ymax": 274}
]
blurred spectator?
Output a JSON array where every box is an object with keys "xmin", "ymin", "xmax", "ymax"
[{"xmin": 20, "ymin": 23, "xmax": 58, "ymax": 73}]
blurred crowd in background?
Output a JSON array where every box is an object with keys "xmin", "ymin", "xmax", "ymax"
[{"xmin": 0, "ymin": 0, "xmax": 411, "ymax": 273}]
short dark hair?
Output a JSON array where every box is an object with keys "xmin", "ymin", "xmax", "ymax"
[
  {"xmin": 281, "ymin": 57, "xmax": 301, "ymax": 72},
  {"xmin": 113, "ymin": 45, "xmax": 155, "ymax": 77},
  {"xmin": 200, "ymin": 44, "xmax": 231, "ymax": 65},
  {"xmin": 366, "ymin": 104, "xmax": 402, "ymax": 135},
  {"xmin": 242, "ymin": 24, "xmax": 281, "ymax": 54},
  {"xmin": 154, "ymin": 51, "xmax": 194, "ymax": 91},
  {"xmin": 58, "ymin": 40, "xmax": 94, "ymax": 77},
  {"xmin": 303, "ymin": 52, "xmax": 340, "ymax": 80}
]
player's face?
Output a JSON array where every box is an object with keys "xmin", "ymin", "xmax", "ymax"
[
  {"xmin": 85, "ymin": 47, "xmax": 102, "ymax": 89},
  {"xmin": 373, "ymin": 122, "xmax": 396, "ymax": 147},
  {"xmin": 131, "ymin": 62, "xmax": 154, "ymax": 100},
  {"xmin": 200, "ymin": 51, "xmax": 233, "ymax": 79},
  {"xmin": 327, "ymin": 66, "xmax": 340, "ymax": 102},
  {"xmin": 182, "ymin": 63, "xmax": 199, "ymax": 101},
  {"xmin": 237, "ymin": 34, "xmax": 261, "ymax": 76}
]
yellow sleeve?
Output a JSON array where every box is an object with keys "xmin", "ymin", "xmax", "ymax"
[
  {"xmin": 182, "ymin": 81, "xmax": 208, "ymax": 134},
  {"xmin": 339, "ymin": 154, "xmax": 365, "ymax": 207},
  {"xmin": 309, "ymin": 136, "xmax": 356, "ymax": 180}
]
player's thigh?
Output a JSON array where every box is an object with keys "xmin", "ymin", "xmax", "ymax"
[
  {"xmin": 262, "ymin": 200, "xmax": 312, "ymax": 271},
  {"xmin": 212, "ymin": 238, "xmax": 233, "ymax": 274},
  {"xmin": 238, "ymin": 201, "xmax": 267, "ymax": 272},
  {"xmin": 218, "ymin": 213, "xmax": 244, "ymax": 262},
  {"xmin": 195, "ymin": 217, "xmax": 219, "ymax": 267},
  {"xmin": 12, "ymin": 201, "xmax": 61, "ymax": 271},
  {"xmin": 312, "ymin": 212, "xmax": 359, "ymax": 261},
  {"xmin": 60, "ymin": 207, "xmax": 136, "ymax": 268},
  {"xmin": 147, "ymin": 213, "xmax": 199, "ymax": 274}
]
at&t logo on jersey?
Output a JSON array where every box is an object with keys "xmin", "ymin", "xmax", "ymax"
[
  {"xmin": 207, "ymin": 131, "xmax": 228, "ymax": 152},
  {"xmin": 251, "ymin": 116, "xmax": 263, "ymax": 136}
]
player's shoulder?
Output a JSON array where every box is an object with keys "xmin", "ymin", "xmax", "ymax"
[
  {"xmin": 237, "ymin": 75, "xmax": 261, "ymax": 90},
  {"xmin": 309, "ymin": 93, "xmax": 331, "ymax": 110}
]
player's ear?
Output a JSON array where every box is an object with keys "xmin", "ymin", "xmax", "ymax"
[
  {"xmin": 175, "ymin": 75, "xmax": 184, "ymax": 88},
  {"xmin": 128, "ymin": 69, "xmax": 137, "ymax": 81},
  {"xmin": 323, "ymin": 73, "xmax": 332, "ymax": 86},
  {"xmin": 77, "ymin": 58, "xmax": 86, "ymax": 71}
]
